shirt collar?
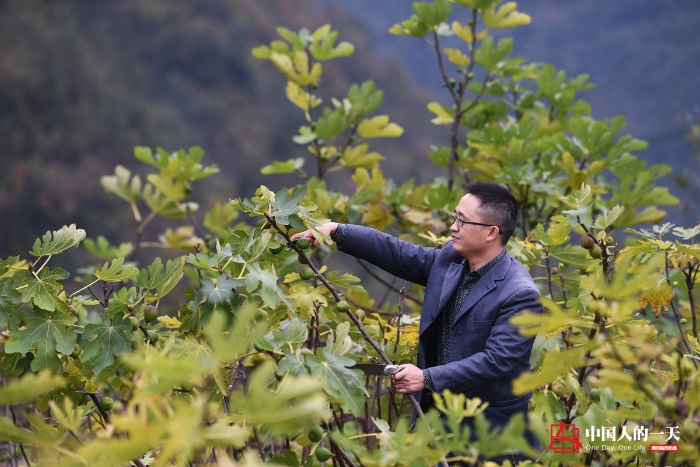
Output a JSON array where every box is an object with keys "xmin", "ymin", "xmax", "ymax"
[{"xmin": 465, "ymin": 248, "xmax": 507, "ymax": 276}]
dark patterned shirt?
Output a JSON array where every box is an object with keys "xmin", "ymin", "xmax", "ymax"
[{"xmin": 423, "ymin": 248, "xmax": 506, "ymax": 392}]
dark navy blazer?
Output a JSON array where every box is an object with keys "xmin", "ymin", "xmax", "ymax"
[{"xmin": 337, "ymin": 224, "xmax": 543, "ymax": 429}]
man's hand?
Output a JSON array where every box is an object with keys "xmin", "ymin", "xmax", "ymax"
[
  {"xmin": 392, "ymin": 364, "xmax": 426, "ymax": 394},
  {"xmin": 290, "ymin": 222, "xmax": 338, "ymax": 248}
]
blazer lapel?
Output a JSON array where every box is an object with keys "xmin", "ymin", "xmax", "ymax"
[{"xmin": 437, "ymin": 261, "xmax": 464, "ymax": 313}]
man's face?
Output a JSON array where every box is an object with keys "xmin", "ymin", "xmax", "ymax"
[{"xmin": 450, "ymin": 194, "xmax": 495, "ymax": 258}]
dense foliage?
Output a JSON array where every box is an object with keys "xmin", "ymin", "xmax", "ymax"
[{"xmin": 1, "ymin": 1, "xmax": 699, "ymax": 466}]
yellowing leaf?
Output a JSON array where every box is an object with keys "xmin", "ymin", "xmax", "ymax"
[
  {"xmin": 362, "ymin": 204, "xmax": 396, "ymax": 231},
  {"xmin": 548, "ymin": 215, "xmax": 572, "ymax": 245},
  {"xmin": 384, "ymin": 322, "xmax": 419, "ymax": 348},
  {"xmin": 427, "ymin": 102, "xmax": 454, "ymax": 125},
  {"xmin": 483, "ymin": 2, "xmax": 531, "ymax": 29},
  {"xmin": 444, "ymin": 48, "xmax": 470, "ymax": 67},
  {"xmin": 158, "ymin": 226, "xmax": 204, "ymax": 252},
  {"xmin": 357, "ymin": 115, "xmax": 403, "ymax": 139},
  {"xmin": 285, "ymin": 81, "xmax": 322, "ymax": 111},
  {"xmin": 452, "ymin": 21, "xmax": 489, "ymax": 44},
  {"xmin": 352, "ymin": 167, "xmax": 387, "ymax": 193},
  {"xmin": 270, "ymin": 51, "xmax": 323, "ymax": 86},
  {"xmin": 342, "ymin": 144, "xmax": 385, "ymax": 169},
  {"xmin": 452, "ymin": 21, "xmax": 473, "ymax": 43},
  {"xmin": 399, "ymin": 207, "xmax": 433, "ymax": 225},
  {"xmin": 158, "ymin": 315, "xmax": 182, "ymax": 329},
  {"xmin": 638, "ymin": 280, "xmax": 673, "ymax": 317}
]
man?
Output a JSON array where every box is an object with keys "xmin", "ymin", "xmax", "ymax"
[{"xmin": 291, "ymin": 181, "xmax": 542, "ymax": 463}]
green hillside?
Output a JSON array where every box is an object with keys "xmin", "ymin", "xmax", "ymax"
[{"xmin": 0, "ymin": 0, "xmax": 441, "ymax": 258}]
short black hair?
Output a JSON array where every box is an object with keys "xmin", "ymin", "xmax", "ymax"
[{"xmin": 466, "ymin": 181, "xmax": 518, "ymax": 245}]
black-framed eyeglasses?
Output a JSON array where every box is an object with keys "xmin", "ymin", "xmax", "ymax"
[{"xmin": 450, "ymin": 213, "xmax": 503, "ymax": 234}]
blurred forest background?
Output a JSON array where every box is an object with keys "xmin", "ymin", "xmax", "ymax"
[{"xmin": 1, "ymin": 0, "xmax": 699, "ymax": 265}]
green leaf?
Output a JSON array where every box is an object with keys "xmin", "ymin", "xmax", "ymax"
[
  {"xmin": 80, "ymin": 313, "xmax": 132, "ymax": 374},
  {"xmin": 474, "ymin": 37, "xmax": 513, "ymax": 70},
  {"xmin": 548, "ymin": 215, "xmax": 572, "ymax": 245},
  {"xmin": 389, "ymin": 15, "xmax": 430, "ymax": 38},
  {"xmin": 142, "ymin": 183, "xmax": 193, "ymax": 220},
  {"xmin": 261, "ymin": 158, "xmax": 305, "ymax": 175},
  {"xmin": 327, "ymin": 322, "xmax": 354, "ymax": 356},
  {"xmin": 315, "ymin": 108, "xmax": 347, "ymax": 139},
  {"xmin": 529, "ymin": 224, "xmax": 551, "ymax": 245},
  {"xmin": 137, "ymin": 256, "xmax": 187, "ymax": 300},
  {"xmin": 0, "ymin": 256, "xmax": 20, "ymax": 277},
  {"xmin": 0, "ymin": 371, "xmax": 65, "ymax": 405},
  {"xmin": 325, "ymin": 270, "xmax": 366, "ymax": 293},
  {"xmin": 30, "ymin": 224, "xmax": 86, "ymax": 257},
  {"xmin": 199, "ymin": 274, "xmax": 244, "ymax": 312},
  {"xmin": 0, "ymin": 279, "xmax": 22, "ymax": 328},
  {"xmin": 20, "ymin": 267, "xmax": 69, "ymax": 312},
  {"xmin": 412, "ymin": 0, "xmax": 453, "ymax": 28},
  {"xmin": 104, "ymin": 286, "xmax": 139, "ymax": 319},
  {"xmin": 269, "ymin": 186, "xmax": 307, "ymax": 226},
  {"xmin": 276, "ymin": 27, "xmax": 305, "ymax": 50},
  {"xmin": 309, "ymin": 30, "xmax": 355, "ymax": 61},
  {"xmin": 347, "ymin": 80, "xmax": 383, "ymax": 117},
  {"xmin": 270, "ymin": 319, "xmax": 309, "ymax": 351},
  {"xmin": 94, "ymin": 257, "xmax": 140, "ymax": 283},
  {"xmin": 206, "ymin": 307, "xmax": 270, "ymax": 365},
  {"xmin": 5, "ymin": 307, "xmax": 76, "ymax": 372},
  {"xmin": 84, "ymin": 236, "xmax": 133, "ymax": 260},
  {"xmin": 286, "ymin": 283, "xmax": 327, "ymax": 318},
  {"xmin": 228, "ymin": 361, "xmax": 327, "ymax": 434},
  {"xmin": 428, "ymin": 147, "xmax": 451, "ymax": 167},
  {"xmin": 277, "ymin": 350, "xmax": 309, "ymax": 377},
  {"xmin": 244, "ymin": 263, "xmax": 293, "ymax": 309},
  {"xmin": 306, "ymin": 347, "xmax": 367, "ymax": 416},
  {"xmin": 146, "ymin": 173, "xmax": 185, "ymax": 203},
  {"xmin": 100, "ymin": 165, "xmax": 142, "ymax": 203}
]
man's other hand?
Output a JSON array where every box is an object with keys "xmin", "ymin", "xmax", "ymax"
[{"xmin": 392, "ymin": 364, "xmax": 426, "ymax": 394}]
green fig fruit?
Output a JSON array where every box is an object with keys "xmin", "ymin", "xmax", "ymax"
[
  {"xmin": 144, "ymin": 305, "xmax": 158, "ymax": 323},
  {"xmin": 315, "ymin": 447, "xmax": 333, "ymax": 462},
  {"xmin": 299, "ymin": 267, "xmax": 315, "ymax": 280},
  {"xmin": 308, "ymin": 425, "xmax": 324, "ymax": 443}
]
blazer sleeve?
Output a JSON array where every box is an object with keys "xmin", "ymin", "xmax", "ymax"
[
  {"xmin": 336, "ymin": 224, "xmax": 439, "ymax": 287},
  {"xmin": 425, "ymin": 285, "xmax": 542, "ymax": 393}
]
